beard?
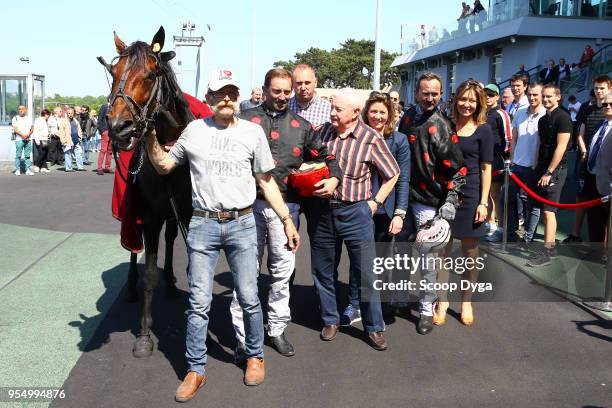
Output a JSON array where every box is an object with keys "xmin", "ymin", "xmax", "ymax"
[{"xmin": 212, "ymin": 100, "xmax": 237, "ymax": 119}]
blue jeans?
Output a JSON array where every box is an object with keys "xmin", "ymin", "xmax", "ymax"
[
  {"xmin": 15, "ymin": 139, "xmax": 32, "ymax": 171},
  {"xmin": 185, "ymin": 213, "xmax": 263, "ymax": 376},
  {"xmin": 64, "ymin": 144, "xmax": 84, "ymax": 171},
  {"xmin": 81, "ymin": 138, "xmax": 90, "ymax": 162},
  {"xmin": 505, "ymin": 164, "xmax": 539, "ymax": 241},
  {"xmin": 309, "ymin": 201, "xmax": 384, "ymax": 333}
]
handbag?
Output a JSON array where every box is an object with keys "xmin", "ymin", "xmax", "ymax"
[{"xmin": 288, "ymin": 161, "xmax": 330, "ymax": 197}]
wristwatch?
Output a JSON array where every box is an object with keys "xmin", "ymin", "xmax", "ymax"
[
  {"xmin": 478, "ymin": 202, "xmax": 488, "ymax": 208},
  {"xmin": 370, "ymin": 198, "xmax": 383, "ymax": 208},
  {"xmin": 545, "ymin": 169, "xmax": 553, "ymax": 176}
]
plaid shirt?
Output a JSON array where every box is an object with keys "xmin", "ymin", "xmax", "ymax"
[
  {"xmin": 318, "ymin": 120, "xmax": 400, "ymax": 202},
  {"xmin": 288, "ymin": 95, "xmax": 331, "ymax": 129}
]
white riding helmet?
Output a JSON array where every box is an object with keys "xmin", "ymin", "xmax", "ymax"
[{"xmin": 414, "ymin": 216, "xmax": 451, "ymax": 253}]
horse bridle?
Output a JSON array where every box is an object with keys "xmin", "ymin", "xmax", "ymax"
[{"xmin": 100, "ymin": 52, "xmax": 164, "ymax": 142}]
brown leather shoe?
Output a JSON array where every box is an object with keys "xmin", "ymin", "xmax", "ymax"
[
  {"xmin": 320, "ymin": 324, "xmax": 339, "ymax": 341},
  {"xmin": 244, "ymin": 357, "xmax": 265, "ymax": 386},
  {"xmin": 367, "ymin": 331, "xmax": 388, "ymax": 351},
  {"xmin": 175, "ymin": 371, "xmax": 206, "ymax": 402}
]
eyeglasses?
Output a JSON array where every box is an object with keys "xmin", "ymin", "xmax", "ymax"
[
  {"xmin": 485, "ymin": 92, "xmax": 497, "ymax": 98},
  {"xmin": 209, "ymin": 88, "xmax": 239, "ymax": 100},
  {"xmin": 601, "ymin": 102, "xmax": 612, "ymax": 108}
]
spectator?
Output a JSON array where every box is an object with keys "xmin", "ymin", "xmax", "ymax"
[
  {"xmin": 483, "ymin": 84, "xmax": 512, "ymax": 241},
  {"xmin": 557, "ymin": 58, "xmax": 571, "ymax": 85},
  {"xmin": 506, "ymin": 74, "xmax": 529, "ymax": 119},
  {"xmin": 12, "ymin": 105, "xmax": 34, "ymax": 176},
  {"xmin": 502, "ymin": 82, "xmax": 547, "ymax": 243},
  {"xmin": 96, "ymin": 103, "xmax": 113, "ymax": 175},
  {"xmin": 90, "ymin": 109, "xmax": 100, "ymax": 152},
  {"xmin": 457, "ymin": 2, "xmax": 471, "ymax": 33},
  {"xmin": 78, "ymin": 105, "xmax": 96, "ymax": 165},
  {"xmin": 578, "ymin": 44, "xmax": 595, "ymax": 69},
  {"xmin": 539, "ymin": 59, "xmax": 558, "ymax": 85},
  {"xmin": 312, "ymin": 88, "xmax": 399, "ymax": 350},
  {"xmin": 568, "ymin": 75, "xmax": 611, "ymax": 243},
  {"xmin": 527, "ymin": 84, "xmax": 572, "ymax": 267},
  {"xmin": 419, "ymin": 24, "xmax": 427, "ymax": 49},
  {"xmin": 501, "ymin": 87, "xmax": 513, "ymax": 110},
  {"xmin": 288, "ymin": 64, "xmax": 331, "ymax": 129},
  {"xmin": 567, "ymin": 95, "xmax": 582, "ymax": 150},
  {"xmin": 389, "ymin": 91, "xmax": 400, "ymax": 104},
  {"xmin": 589, "ymin": 91, "xmax": 612, "ymax": 246},
  {"xmin": 239, "ymin": 87, "xmax": 263, "ymax": 112},
  {"xmin": 516, "ymin": 64, "xmax": 528, "ymax": 77},
  {"xmin": 470, "ymin": 0, "xmax": 487, "ymax": 32},
  {"xmin": 32, "ymin": 109, "xmax": 51, "ymax": 173},
  {"xmin": 47, "ymin": 107, "xmax": 63, "ymax": 166},
  {"xmin": 428, "ymin": 25, "xmax": 439, "ymax": 45},
  {"xmin": 58, "ymin": 107, "xmax": 85, "ymax": 172},
  {"xmin": 232, "ymin": 68, "xmax": 340, "ymax": 357}
]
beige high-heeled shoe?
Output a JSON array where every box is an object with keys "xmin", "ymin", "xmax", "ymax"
[
  {"xmin": 433, "ymin": 301, "xmax": 449, "ymax": 326},
  {"xmin": 460, "ymin": 302, "xmax": 474, "ymax": 326}
]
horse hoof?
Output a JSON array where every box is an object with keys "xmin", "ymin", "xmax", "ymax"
[
  {"xmin": 133, "ymin": 336, "xmax": 154, "ymax": 358},
  {"xmin": 126, "ymin": 291, "xmax": 138, "ymax": 303}
]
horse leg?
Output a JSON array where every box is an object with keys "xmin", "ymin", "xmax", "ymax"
[
  {"xmin": 163, "ymin": 219, "xmax": 180, "ymax": 299},
  {"xmin": 126, "ymin": 252, "xmax": 139, "ymax": 303},
  {"xmin": 133, "ymin": 221, "xmax": 162, "ymax": 358}
]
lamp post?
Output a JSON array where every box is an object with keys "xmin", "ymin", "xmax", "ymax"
[{"xmin": 373, "ymin": 0, "xmax": 382, "ymax": 91}]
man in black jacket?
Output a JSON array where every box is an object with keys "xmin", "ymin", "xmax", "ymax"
[
  {"xmin": 234, "ymin": 68, "xmax": 341, "ymax": 357},
  {"xmin": 398, "ymin": 72, "xmax": 466, "ymax": 334}
]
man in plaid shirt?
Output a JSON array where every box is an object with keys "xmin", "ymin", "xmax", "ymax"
[{"xmin": 288, "ymin": 64, "xmax": 331, "ymax": 129}]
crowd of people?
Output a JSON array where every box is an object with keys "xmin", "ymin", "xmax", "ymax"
[
  {"xmin": 134, "ymin": 59, "xmax": 612, "ymax": 401},
  {"xmin": 11, "ymin": 103, "xmax": 114, "ymax": 176}
]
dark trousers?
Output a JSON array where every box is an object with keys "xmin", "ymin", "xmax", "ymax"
[
  {"xmin": 35, "ymin": 141, "xmax": 49, "ymax": 168},
  {"xmin": 47, "ymin": 137, "xmax": 63, "ymax": 165},
  {"xmin": 584, "ymin": 172, "xmax": 609, "ymax": 242},
  {"xmin": 308, "ymin": 201, "xmax": 384, "ymax": 333}
]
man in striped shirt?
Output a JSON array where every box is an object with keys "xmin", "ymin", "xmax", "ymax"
[
  {"xmin": 310, "ymin": 88, "xmax": 400, "ymax": 351},
  {"xmin": 288, "ymin": 64, "xmax": 332, "ymax": 129}
]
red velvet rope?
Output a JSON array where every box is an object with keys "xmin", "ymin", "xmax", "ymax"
[{"xmin": 509, "ymin": 172, "xmax": 608, "ymax": 209}]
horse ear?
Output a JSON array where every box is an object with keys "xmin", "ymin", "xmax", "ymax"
[
  {"xmin": 114, "ymin": 31, "xmax": 127, "ymax": 53},
  {"xmin": 160, "ymin": 51, "xmax": 176, "ymax": 62},
  {"xmin": 151, "ymin": 26, "xmax": 165, "ymax": 54}
]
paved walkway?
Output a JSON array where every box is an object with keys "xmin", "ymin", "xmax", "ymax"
[{"xmin": 0, "ymin": 153, "xmax": 610, "ymax": 408}]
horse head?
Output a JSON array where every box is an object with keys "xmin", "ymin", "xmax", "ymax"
[{"xmin": 100, "ymin": 26, "xmax": 179, "ymax": 151}]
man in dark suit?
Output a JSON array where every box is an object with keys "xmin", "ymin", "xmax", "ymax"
[
  {"xmin": 589, "ymin": 92, "xmax": 612, "ymax": 243},
  {"xmin": 539, "ymin": 59, "xmax": 559, "ymax": 85}
]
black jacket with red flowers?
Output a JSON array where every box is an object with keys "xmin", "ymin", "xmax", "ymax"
[
  {"xmin": 398, "ymin": 106, "xmax": 466, "ymax": 209},
  {"xmin": 240, "ymin": 104, "xmax": 342, "ymax": 203}
]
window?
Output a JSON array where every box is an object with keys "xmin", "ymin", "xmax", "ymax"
[
  {"xmin": 1, "ymin": 78, "xmax": 27, "ymax": 125},
  {"xmin": 33, "ymin": 76, "xmax": 44, "ymax": 116},
  {"xmin": 491, "ymin": 48, "xmax": 503, "ymax": 83},
  {"xmin": 448, "ymin": 58, "xmax": 457, "ymax": 95}
]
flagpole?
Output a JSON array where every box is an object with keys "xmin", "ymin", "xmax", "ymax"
[{"xmin": 373, "ymin": 0, "xmax": 383, "ymax": 91}]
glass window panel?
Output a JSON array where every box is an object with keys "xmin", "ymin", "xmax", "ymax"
[{"xmin": 1, "ymin": 78, "xmax": 27, "ymax": 125}]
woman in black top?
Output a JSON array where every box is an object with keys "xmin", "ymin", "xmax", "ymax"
[{"xmin": 434, "ymin": 80, "xmax": 494, "ymax": 327}]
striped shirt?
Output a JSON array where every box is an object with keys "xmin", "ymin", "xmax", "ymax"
[
  {"xmin": 288, "ymin": 95, "xmax": 331, "ymax": 128},
  {"xmin": 318, "ymin": 121, "xmax": 400, "ymax": 202}
]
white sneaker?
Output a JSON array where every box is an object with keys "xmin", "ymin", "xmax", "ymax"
[
  {"xmin": 14, "ymin": 170, "xmax": 21, "ymax": 176},
  {"xmin": 485, "ymin": 223, "xmax": 498, "ymax": 236},
  {"xmin": 33, "ymin": 167, "xmax": 40, "ymax": 173},
  {"xmin": 25, "ymin": 169, "xmax": 35, "ymax": 176},
  {"xmin": 41, "ymin": 168, "xmax": 50, "ymax": 173}
]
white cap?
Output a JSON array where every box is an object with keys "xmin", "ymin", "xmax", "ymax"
[{"xmin": 208, "ymin": 69, "xmax": 239, "ymax": 92}]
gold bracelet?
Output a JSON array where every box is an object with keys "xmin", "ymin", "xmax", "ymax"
[{"xmin": 280, "ymin": 214, "xmax": 291, "ymax": 223}]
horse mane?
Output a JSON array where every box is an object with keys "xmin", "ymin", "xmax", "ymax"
[{"xmin": 123, "ymin": 41, "xmax": 194, "ymax": 128}]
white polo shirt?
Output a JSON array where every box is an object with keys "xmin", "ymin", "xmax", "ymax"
[{"xmin": 511, "ymin": 106, "xmax": 546, "ymax": 168}]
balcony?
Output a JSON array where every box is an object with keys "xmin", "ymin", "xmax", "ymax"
[{"xmin": 401, "ymin": 0, "xmax": 611, "ymax": 55}]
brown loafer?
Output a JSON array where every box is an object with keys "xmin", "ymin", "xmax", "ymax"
[
  {"xmin": 175, "ymin": 371, "xmax": 206, "ymax": 402},
  {"xmin": 244, "ymin": 357, "xmax": 265, "ymax": 386},
  {"xmin": 320, "ymin": 324, "xmax": 339, "ymax": 341},
  {"xmin": 367, "ymin": 331, "xmax": 388, "ymax": 351}
]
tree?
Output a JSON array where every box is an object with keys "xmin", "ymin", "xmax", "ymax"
[
  {"xmin": 273, "ymin": 39, "xmax": 399, "ymax": 89},
  {"xmin": 45, "ymin": 94, "xmax": 108, "ymax": 113}
]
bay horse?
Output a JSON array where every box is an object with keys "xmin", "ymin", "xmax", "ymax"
[{"xmin": 100, "ymin": 27, "xmax": 194, "ymax": 358}]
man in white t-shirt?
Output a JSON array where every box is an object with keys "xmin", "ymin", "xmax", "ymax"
[
  {"xmin": 506, "ymin": 82, "xmax": 546, "ymax": 242},
  {"xmin": 145, "ymin": 69, "xmax": 300, "ymax": 402},
  {"xmin": 11, "ymin": 105, "xmax": 34, "ymax": 175}
]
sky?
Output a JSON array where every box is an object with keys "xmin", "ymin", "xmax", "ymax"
[{"xmin": 1, "ymin": 0, "xmax": 459, "ymax": 99}]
